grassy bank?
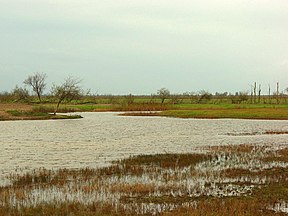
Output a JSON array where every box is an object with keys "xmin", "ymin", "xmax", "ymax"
[
  {"xmin": 0, "ymin": 102, "xmax": 166, "ymax": 121},
  {"xmin": 1, "ymin": 144, "xmax": 288, "ymax": 215},
  {"xmin": 0, "ymin": 106, "xmax": 82, "ymax": 121},
  {"xmin": 146, "ymin": 108, "xmax": 288, "ymax": 120},
  {"xmin": 0, "ymin": 103, "xmax": 85, "ymax": 121},
  {"xmin": 6, "ymin": 110, "xmax": 82, "ymax": 121},
  {"xmin": 1, "ymin": 102, "xmax": 288, "ymax": 121},
  {"xmin": 121, "ymin": 104, "xmax": 288, "ymax": 120}
]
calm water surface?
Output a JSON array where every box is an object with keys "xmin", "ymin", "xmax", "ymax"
[{"xmin": 1, "ymin": 112, "xmax": 288, "ymax": 181}]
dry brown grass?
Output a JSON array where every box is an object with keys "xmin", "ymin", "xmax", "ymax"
[
  {"xmin": 262, "ymin": 147, "xmax": 288, "ymax": 164},
  {"xmin": 162, "ymin": 198, "xmax": 284, "ymax": 216},
  {"xmin": 1, "ymin": 144, "xmax": 288, "ymax": 215},
  {"xmin": 0, "ymin": 103, "xmax": 33, "ymax": 120},
  {"xmin": 110, "ymin": 183, "xmax": 155, "ymax": 194},
  {"xmin": 208, "ymin": 144, "xmax": 255, "ymax": 153},
  {"xmin": 265, "ymin": 131, "xmax": 288, "ymax": 135},
  {"xmin": 0, "ymin": 103, "xmax": 33, "ymax": 111},
  {"xmin": 115, "ymin": 102, "xmax": 168, "ymax": 112}
]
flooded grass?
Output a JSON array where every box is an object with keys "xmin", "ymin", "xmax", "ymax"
[
  {"xmin": 227, "ymin": 131, "xmax": 288, "ymax": 136},
  {"xmin": 265, "ymin": 131, "xmax": 288, "ymax": 135},
  {"xmin": 1, "ymin": 144, "xmax": 288, "ymax": 215}
]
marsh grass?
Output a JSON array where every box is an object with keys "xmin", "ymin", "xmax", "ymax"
[
  {"xmin": 32, "ymin": 104, "xmax": 113, "ymax": 112},
  {"xmin": 7, "ymin": 110, "xmax": 49, "ymax": 117},
  {"xmin": 5, "ymin": 108, "xmax": 82, "ymax": 121},
  {"xmin": 156, "ymin": 108, "xmax": 288, "ymax": 120},
  {"xmin": 265, "ymin": 131, "xmax": 288, "ymax": 135},
  {"xmin": 114, "ymin": 102, "xmax": 168, "ymax": 112},
  {"xmin": 123, "ymin": 107, "xmax": 288, "ymax": 120},
  {"xmin": 32, "ymin": 106, "xmax": 77, "ymax": 113},
  {"xmin": 1, "ymin": 144, "xmax": 288, "ymax": 215},
  {"xmin": 32, "ymin": 103, "xmax": 167, "ymax": 113}
]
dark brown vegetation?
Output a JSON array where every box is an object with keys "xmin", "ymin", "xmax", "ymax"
[
  {"xmin": 1, "ymin": 144, "xmax": 288, "ymax": 215},
  {"xmin": 265, "ymin": 131, "xmax": 288, "ymax": 135}
]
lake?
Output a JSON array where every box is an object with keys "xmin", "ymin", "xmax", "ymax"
[{"xmin": 1, "ymin": 112, "xmax": 288, "ymax": 184}]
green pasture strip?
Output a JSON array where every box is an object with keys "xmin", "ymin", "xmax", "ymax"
[{"xmin": 159, "ymin": 108, "xmax": 288, "ymax": 119}]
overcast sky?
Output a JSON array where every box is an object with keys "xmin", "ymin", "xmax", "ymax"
[{"xmin": 0, "ymin": 0, "xmax": 287, "ymax": 95}]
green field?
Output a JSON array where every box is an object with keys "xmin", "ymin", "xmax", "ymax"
[
  {"xmin": 120, "ymin": 103, "xmax": 288, "ymax": 120},
  {"xmin": 156, "ymin": 107, "xmax": 288, "ymax": 120},
  {"xmin": 1, "ymin": 95, "xmax": 288, "ymax": 120}
]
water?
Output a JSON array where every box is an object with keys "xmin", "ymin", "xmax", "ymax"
[{"xmin": 1, "ymin": 112, "xmax": 288, "ymax": 179}]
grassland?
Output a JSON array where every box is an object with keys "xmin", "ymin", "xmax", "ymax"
[
  {"xmin": 1, "ymin": 143, "xmax": 288, "ymax": 215},
  {"xmin": 0, "ymin": 103, "xmax": 82, "ymax": 121},
  {"xmin": 1, "ymin": 95, "xmax": 288, "ymax": 120},
  {"xmin": 121, "ymin": 103, "xmax": 288, "ymax": 120},
  {"xmin": 142, "ymin": 107, "xmax": 288, "ymax": 120}
]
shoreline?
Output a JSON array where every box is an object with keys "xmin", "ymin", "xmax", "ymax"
[
  {"xmin": 2, "ymin": 111, "xmax": 288, "ymax": 121},
  {"xmin": 0, "ymin": 114, "xmax": 83, "ymax": 121},
  {"xmin": 1, "ymin": 102, "xmax": 288, "ymax": 121},
  {"xmin": 120, "ymin": 109, "xmax": 288, "ymax": 120}
]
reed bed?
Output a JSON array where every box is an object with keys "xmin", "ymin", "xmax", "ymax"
[
  {"xmin": 32, "ymin": 106, "xmax": 78, "ymax": 113},
  {"xmin": 115, "ymin": 103, "xmax": 168, "ymax": 112},
  {"xmin": 1, "ymin": 144, "xmax": 288, "ymax": 215}
]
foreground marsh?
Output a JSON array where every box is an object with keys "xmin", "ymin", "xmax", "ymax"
[{"xmin": 1, "ymin": 144, "xmax": 288, "ymax": 215}]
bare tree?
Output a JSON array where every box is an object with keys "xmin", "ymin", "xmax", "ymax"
[
  {"xmin": 285, "ymin": 87, "xmax": 288, "ymax": 104},
  {"xmin": 51, "ymin": 77, "xmax": 82, "ymax": 115},
  {"xmin": 198, "ymin": 90, "xmax": 212, "ymax": 103},
  {"xmin": 124, "ymin": 94, "xmax": 134, "ymax": 105},
  {"xmin": 24, "ymin": 72, "xmax": 47, "ymax": 102},
  {"xmin": 183, "ymin": 91, "xmax": 197, "ymax": 104},
  {"xmin": 249, "ymin": 84, "xmax": 253, "ymax": 104},
  {"xmin": 12, "ymin": 85, "xmax": 29, "ymax": 102},
  {"xmin": 231, "ymin": 91, "xmax": 249, "ymax": 104},
  {"xmin": 157, "ymin": 88, "xmax": 170, "ymax": 103},
  {"xmin": 170, "ymin": 94, "xmax": 182, "ymax": 104},
  {"xmin": 239, "ymin": 91, "xmax": 249, "ymax": 104}
]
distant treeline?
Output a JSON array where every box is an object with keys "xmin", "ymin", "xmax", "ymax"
[
  {"xmin": 1, "ymin": 89, "xmax": 288, "ymax": 105},
  {"xmin": 0, "ymin": 73, "xmax": 287, "ymax": 105}
]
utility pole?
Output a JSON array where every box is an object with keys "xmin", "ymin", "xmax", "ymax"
[
  {"xmin": 276, "ymin": 82, "xmax": 280, "ymax": 104},
  {"xmin": 258, "ymin": 84, "xmax": 261, "ymax": 103},
  {"xmin": 250, "ymin": 85, "xmax": 253, "ymax": 104},
  {"xmin": 268, "ymin": 84, "xmax": 271, "ymax": 104},
  {"xmin": 253, "ymin": 82, "xmax": 257, "ymax": 104}
]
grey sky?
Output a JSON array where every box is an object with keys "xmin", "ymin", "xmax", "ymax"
[{"xmin": 0, "ymin": 0, "xmax": 287, "ymax": 95}]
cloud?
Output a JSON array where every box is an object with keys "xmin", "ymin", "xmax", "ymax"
[
  {"xmin": 0, "ymin": 0, "xmax": 288, "ymax": 94},
  {"xmin": 280, "ymin": 59, "xmax": 288, "ymax": 69}
]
